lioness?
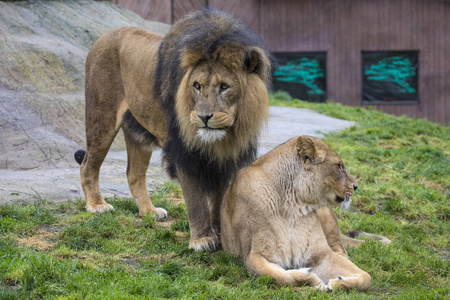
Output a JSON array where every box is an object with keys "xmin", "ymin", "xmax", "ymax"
[
  {"xmin": 75, "ymin": 9, "xmax": 272, "ymax": 251},
  {"xmin": 221, "ymin": 136, "xmax": 372, "ymax": 291}
]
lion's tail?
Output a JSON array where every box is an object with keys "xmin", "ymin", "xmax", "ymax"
[{"xmin": 74, "ymin": 150, "xmax": 86, "ymax": 165}]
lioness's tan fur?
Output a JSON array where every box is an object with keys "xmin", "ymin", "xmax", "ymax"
[
  {"xmin": 79, "ymin": 9, "xmax": 271, "ymax": 251},
  {"xmin": 221, "ymin": 136, "xmax": 371, "ymax": 291}
]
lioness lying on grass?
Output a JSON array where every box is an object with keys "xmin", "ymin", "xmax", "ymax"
[{"xmin": 221, "ymin": 136, "xmax": 373, "ymax": 291}]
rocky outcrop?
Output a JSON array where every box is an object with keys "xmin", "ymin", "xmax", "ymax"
[{"xmin": 0, "ymin": 0, "xmax": 170, "ymax": 170}]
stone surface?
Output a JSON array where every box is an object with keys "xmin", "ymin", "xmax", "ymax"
[
  {"xmin": 0, "ymin": 106, "xmax": 354, "ymax": 205},
  {"xmin": 0, "ymin": 0, "xmax": 170, "ymax": 170}
]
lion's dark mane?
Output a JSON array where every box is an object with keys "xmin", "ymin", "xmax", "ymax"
[
  {"xmin": 154, "ymin": 8, "xmax": 270, "ymax": 193},
  {"xmin": 154, "ymin": 8, "xmax": 270, "ymax": 112},
  {"xmin": 163, "ymin": 129, "xmax": 257, "ymax": 194}
]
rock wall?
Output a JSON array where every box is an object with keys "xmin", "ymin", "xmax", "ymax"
[{"xmin": 0, "ymin": 0, "xmax": 170, "ymax": 170}]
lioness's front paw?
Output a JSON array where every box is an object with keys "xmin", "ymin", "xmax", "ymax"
[
  {"xmin": 315, "ymin": 282, "xmax": 331, "ymax": 292},
  {"xmin": 86, "ymin": 202, "xmax": 114, "ymax": 213},
  {"xmin": 326, "ymin": 276, "xmax": 346, "ymax": 291},
  {"xmin": 327, "ymin": 276, "xmax": 355, "ymax": 290},
  {"xmin": 189, "ymin": 237, "xmax": 219, "ymax": 252},
  {"xmin": 288, "ymin": 268, "xmax": 324, "ymax": 288}
]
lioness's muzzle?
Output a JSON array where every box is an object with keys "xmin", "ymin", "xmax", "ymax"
[{"xmin": 336, "ymin": 196, "xmax": 345, "ymax": 203}]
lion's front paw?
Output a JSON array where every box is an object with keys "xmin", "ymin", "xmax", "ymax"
[
  {"xmin": 189, "ymin": 236, "xmax": 219, "ymax": 252},
  {"xmin": 139, "ymin": 207, "xmax": 168, "ymax": 221},
  {"xmin": 86, "ymin": 202, "xmax": 114, "ymax": 213},
  {"xmin": 153, "ymin": 207, "xmax": 168, "ymax": 222}
]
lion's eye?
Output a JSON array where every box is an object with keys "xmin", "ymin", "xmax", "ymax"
[
  {"xmin": 338, "ymin": 163, "xmax": 343, "ymax": 171},
  {"xmin": 219, "ymin": 83, "xmax": 229, "ymax": 92},
  {"xmin": 193, "ymin": 82, "xmax": 201, "ymax": 90}
]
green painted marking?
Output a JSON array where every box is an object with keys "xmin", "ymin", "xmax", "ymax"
[
  {"xmin": 274, "ymin": 58, "xmax": 324, "ymax": 95},
  {"xmin": 365, "ymin": 56, "xmax": 416, "ymax": 93}
]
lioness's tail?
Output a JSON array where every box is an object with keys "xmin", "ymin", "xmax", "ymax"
[
  {"xmin": 74, "ymin": 150, "xmax": 86, "ymax": 165},
  {"xmin": 347, "ymin": 230, "xmax": 392, "ymax": 245}
]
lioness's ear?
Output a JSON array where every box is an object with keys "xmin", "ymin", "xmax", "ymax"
[{"xmin": 297, "ymin": 136, "xmax": 321, "ymax": 163}]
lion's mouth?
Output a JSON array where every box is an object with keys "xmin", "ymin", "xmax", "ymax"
[
  {"xmin": 203, "ymin": 126, "xmax": 224, "ymax": 130},
  {"xmin": 197, "ymin": 128, "xmax": 227, "ymax": 143}
]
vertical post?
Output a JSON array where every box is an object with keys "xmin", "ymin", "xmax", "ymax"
[{"xmin": 171, "ymin": 0, "xmax": 174, "ymax": 24}]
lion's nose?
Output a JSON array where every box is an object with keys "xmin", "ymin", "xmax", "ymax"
[
  {"xmin": 198, "ymin": 114, "xmax": 213, "ymax": 125},
  {"xmin": 353, "ymin": 183, "xmax": 358, "ymax": 191}
]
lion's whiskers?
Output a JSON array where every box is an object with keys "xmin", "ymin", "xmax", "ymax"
[{"xmin": 178, "ymin": 114, "xmax": 193, "ymax": 126}]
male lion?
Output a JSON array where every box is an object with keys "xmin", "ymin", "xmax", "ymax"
[
  {"xmin": 221, "ymin": 136, "xmax": 374, "ymax": 291},
  {"xmin": 75, "ymin": 9, "xmax": 272, "ymax": 251}
]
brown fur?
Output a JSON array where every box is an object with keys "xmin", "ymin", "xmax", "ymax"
[
  {"xmin": 174, "ymin": 60, "xmax": 268, "ymax": 161},
  {"xmin": 79, "ymin": 9, "xmax": 272, "ymax": 251},
  {"xmin": 221, "ymin": 136, "xmax": 373, "ymax": 291},
  {"xmin": 80, "ymin": 27, "xmax": 168, "ymax": 219}
]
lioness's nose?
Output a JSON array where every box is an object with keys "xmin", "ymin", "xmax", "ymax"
[
  {"xmin": 198, "ymin": 114, "xmax": 213, "ymax": 125},
  {"xmin": 353, "ymin": 183, "xmax": 358, "ymax": 191}
]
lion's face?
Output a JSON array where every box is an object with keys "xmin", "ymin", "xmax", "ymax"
[
  {"xmin": 297, "ymin": 136, "xmax": 358, "ymax": 209},
  {"xmin": 187, "ymin": 62, "xmax": 241, "ymax": 143},
  {"xmin": 175, "ymin": 56, "xmax": 268, "ymax": 162}
]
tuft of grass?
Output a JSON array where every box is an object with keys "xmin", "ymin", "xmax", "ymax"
[
  {"xmin": 170, "ymin": 219, "xmax": 190, "ymax": 232},
  {"xmin": 270, "ymin": 90, "xmax": 294, "ymax": 102},
  {"xmin": 58, "ymin": 212, "xmax": 133, "ymax": 252},
  {"xmin": 0, "ymin": 201, "xmax": 56, "ymax": 236},
  {"xmin": 1, "ymin": 101, "xmax": 449, "ymax": 299}
]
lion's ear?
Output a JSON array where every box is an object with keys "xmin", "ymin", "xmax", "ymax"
[
  {"xmin": 245, "ymin": 48, "xmax": 271, "ymax": 85},
  {"xmin": 297, "ymin": 136, "xmax": 324, "ymax": 163},
  {"xmin": 245, "ymin": 50, "xmax": 260, "ymax": 73}
]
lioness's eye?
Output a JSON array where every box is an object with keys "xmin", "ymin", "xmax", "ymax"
[
  {"xmin": 338, "ymin": 163, "xmax": 343, "ymax": 171},
  {"xmin": 193, "ymin": 82, "xmax": 201, "ymax": 90},
  {"xmin": 219, "ymin": 83, "xmax": 229, "ymax": 92}
]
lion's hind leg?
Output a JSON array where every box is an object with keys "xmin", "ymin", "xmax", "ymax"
[
  {"xmin": 80, "ymin": 120, "xmax": 120, "ymax": 214},
  {"xmin": 122, "ymin": 111, "xmax": 167, "ymax": 221},
  {"xmin": 81, "ymin": 48, "xmax": 128, "ymax": 214},
  {"xmin": 245, "ymin": 252, "xmax": 328, "ymax": 290}
]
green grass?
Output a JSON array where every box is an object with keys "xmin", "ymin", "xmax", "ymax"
[{"xmin": 1, "ymin": 97, "xmax": 449, "ymax": 299}]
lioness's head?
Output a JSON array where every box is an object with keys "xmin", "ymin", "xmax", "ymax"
[{"xmin": 296, "ymin": 136, "xmax": 358, "ymax": 209}]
